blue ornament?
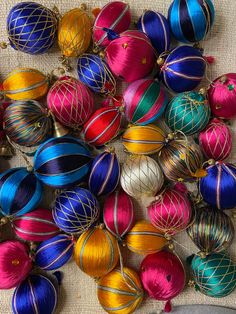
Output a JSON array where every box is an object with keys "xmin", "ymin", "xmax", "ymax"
[
  {"xmin": 77, "ymin": 53, "xmax": 116, "ymax": 95},
  {"xmin": 35, "ymin": 234, "xmax": 74, "ymax": 270},
  {"xmin": 88, "ymin": 151, "xmax": 120, "ymax": 196},
  {"xmin": 7, "ymin": 2, "xmax": 58, "ymax": 54},
  {"xmin": 168, "ymin": 0, "xmax": 215, "ymax": 43},
  {"xmin": 159, "ymin": 45, "xmax": 206, "ymax": 93},
  {"xmin": 52, "ymin": 187, "xmax": 100, "ymax": 234},
  {"xmin": 137, "ymin": 10, "xmax": 170, "ymax": 54},
  {"xmin": 12, "ymin": 274, "xmax": 58, "ymax": 314},
  {"xmin": 200, "ymin": 162, "xmax": 236, "ymax": 210},
  {"xmin": 0, "ymin": 167, "xmax": 42, "ymax": 217},
  {"xmin": 34, "ymin": 136, "xmax": 92, "ymax": 188}
]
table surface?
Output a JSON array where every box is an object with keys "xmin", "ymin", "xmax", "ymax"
[{"xmin": 0, "ymin": 0, "xmax": 236, "ymax": 313}]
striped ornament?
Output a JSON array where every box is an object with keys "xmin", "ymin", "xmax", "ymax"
[
  {"xmin": 200, "ymin": 162, "xmax": 236, "ymax": 210},
  {"xmin": 34, "ymin": 136, "xmax": 92, "ymax": 188},
  {"xmin": 12, "ymin": 274, "xmax": 58, "ymax": 314},
  {"xmin": 137, "ymin": 10, "xmax": 171, "ymax": 54},
  {"xmin": 1, "ymin": 68, "xmax": 49, "ymax": 101},
  {"xmin": 124, "ymin": 79, "xmax": 168, "ymax": 125},
  {"xmin": 165, "ymin": 91, "xmax": 211, "ymax": 135},
  {"xmin": 3, "ymin": 100, "xmax": 52, "ymax": 147},
  {"xmin": 97, "ymin": 267, "xmax": 143, "ymax": 314},
  {"xmin": 93, "ymin": 1, "xmax": 131, "ymax": 48},
  {"xmin": 159, "ymin": 45, "xmax": 206, "ymax": 93},
  {"xmin": 77, "ymin": 53, "xmax": 116, "ymax": 95},
  {"xmin": 7, "ymin": 2, "xmax": 58, "ymax": 54},
  {"xmin": 125, "ymin": 220, "xmax": 167, "ymax": 255},
  {"xmin": 83, "ymin": 107, "xmax": 122, "ymax": 146},
  {"xmin": 168, "ymin": 0, "xmax": 215, "ymax": 43},
  {"xmin": 122, "ymin": 124, "xmax": 165, "ymax": 155},
  {"xmin": 52, "ymin": 187, "xmax": 100, "ymax": 234},
  {"xmin": 12, "ymin": 208, "xmax": 59, "ymax": 242},
  {"xmin": 103, "ymin": 190, "xmax": 134, "ymax": 239},
  {"xmin": 35, "ymin": 234, "xmax": 74, "ymax": 270},
  {"xmin": 0, "ymin": 167, "xmax": 43, "ymax": 218},
  {"xmin": 74, "ymin": 226, "xmax": 119, "ymax": 278},
  {"xmin": 88, "ymin": 151, "xmax": 120, "ymax": 196}
]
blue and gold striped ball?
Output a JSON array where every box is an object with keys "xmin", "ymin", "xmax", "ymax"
[
  {"xmin": 34, "ymin": 136, "xmax": 92, "ymax": 188},
  {"xmin": 88, "ymin": 151, "xmax": 120, "ymax": 196},
  {"xmin": 7, "ymin": 2, "xmax": 58, "ymax": 55},
  {"xmin": 137, "ymin": 10, "xmax": 170, "ymax": 54},
  {"xmin": 168, "ymin": 0, "xmax": 215, "ymax": 43},
  {"xmin": 35, "ymin": 234, "xmax": 74, "ymax": 270},
  {"xmin": 12, "ymin": 274, "xmax": 58, "ymax": 314},
  {"xmin": 0, "ymin": 167, "xmax": 42, "ymax": 218},
  {"xmin": 159, "ymin": 45, "xmax": 206, "ymax": 93},
  {"xmin": 52, "ymin": 187, "xmax": 100, "ymax": 234}
]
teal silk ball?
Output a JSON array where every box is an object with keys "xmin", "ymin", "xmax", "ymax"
[
  {"xmin": 165, "ymin": 91, "xmax": 211, "ymax": 135},
  {"xmin": 189, "ymin": 253, "xmax": 236, "ymax": 298}
]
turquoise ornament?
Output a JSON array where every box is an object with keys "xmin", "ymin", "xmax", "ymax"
[
  {"xmin": 188, "ymin": 253, "xmax": 236, "ymax": 298},
  {"xmin": 165, "ymin": 91, "xmax": 210, "ymax": 135}
]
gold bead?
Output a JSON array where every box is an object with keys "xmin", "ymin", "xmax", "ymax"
[
  {"xmin": 199, "ymin": 251, "xmax": 206, "ymax": 259},
  {"xmin": 99, "ymin": 51, "xmax": 105, "ymax": 59},
  {"xmin": 219, "ymin": 75, "xmax": 228, "ymax": 84},
  {"xmin": 168, "ymin": 243, "xmax": 174, "ymax": 250},
  {"xmin": 157, "ymin": 57, "xmax": 164, "ymax": 66},
  {"xmin": 26, "ymin": 165, "xmax": 33, "ymax": 172},
  {"xmin": 80, "ymin": 3, "xmax": 87, "ymax": 11},
  {"xmin": 98, "ymin": 223, "xmax": 105, "ymax": 229},
  {"xmin": 199, "ymin": 87, "xmax": 207, "ymax": 95},
  {"xmin": 141, "ymin": 57, "xmax": 147, "ymax": 64},
  {"xmin": 208, "ymin": 159, "xmax": 215, "ymax": 165},
  {"xmin": 0, "ymin": 217, "xmax": 8, "ymax": 225},
  {"xmin": 122, "ymin": 43, "xmax": 128, "ymax": 49},
  {"xmin": 0, "ymin": 42, "xmax": 8, "ymax": 49},
  {"xmin": 165, "ymin": 234, "xmax": 172, "ymax": 241},
  {"xmin": 12, "ymin": 259, "xmax": 20, "ymax": 266}
]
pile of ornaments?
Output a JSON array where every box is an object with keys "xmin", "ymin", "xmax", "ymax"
[{"xmin": 0, "ymin": 1, "xmax": 236, "ymax": 314}]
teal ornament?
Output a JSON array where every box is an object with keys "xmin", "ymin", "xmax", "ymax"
[
  {"xmin": 165, "ymin": 91, "xmax": 211, "ymax": 136},
  {"xmin": 188, "ymin": 253, "xmax": 236, "ymax": 298}
]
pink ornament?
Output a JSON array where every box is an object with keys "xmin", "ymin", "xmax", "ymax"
[
  {"xmin": 105, "ymin": 30, "xmax": 155, "ymax": 82},
  {"xmin": 103, "ymin": 189, "xmax": 134, "ymax": 239},
  {"xmin": 148, "ymin": 185, "xmax": 192, "ymax": 235},
  {"xmin": 140, "ymin": 251, "xmax": 185, "ymax": 312},
  {"xmin": 47, "ymin": 76, "xmax": 94, "ymax": 128},
  {"xmin": 208, "ymin": 73, "xmax": 236, "ymax": 119},
  {"xmin": 13, "ymin": 208, "xmax": 60, "ymax": 242},
  {"xmin": 93, "ymin": 1, "xmax": 131, "ymax": 48},
  {"xmin": 199, "ymin": 118, "xmax": 232, "ymax": 161},
  {"xmin": 0, "ymin": 240, "xmax": 32, "ymax": 289}
]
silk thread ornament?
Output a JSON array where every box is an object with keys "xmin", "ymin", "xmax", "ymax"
[
  {"xmin": 35, "ymin": 234, "xmax": 74, "ymax": 270},
  {"xmin": 52, "ymin": 187, "xmax": 100, "ymax": 234},
  {"xmin": 208, "ymin": 73, "xmax": 236, "ymax": 119},
  {"xmin": 159, "ymin": 45, "xmax": 206, "ymax": 93},
  {"xmin": 12, "ymin": 274, "xmax": 59, "ymax": 314},
  {"xmin": 0, "ymin": 240, "xmax": 32, "ymax": 289},
  {"xmin": 34, "ymin": 136, "xmax": 92, "ymax": 188},
  {"xmin": 148, "ymin": 184, "xmax": 192, "ymax": 235},
  {"xmin": 0, "ymin": 167, "xmax": 43, "ymax": 218},
  {"xmin": 6, "ymin": 2, "xmax": 58, "ymax": 54},
  {"xmin": 74, "ymin": 225, "xmax": 119, "ymax": 279},
  {"xmin": 199, "ymin": 118, "xmax": 232, "ymax": 161},
  {"xmin": 140, "ymin": 250, "xmax": 186, "ymax": 312},
  {"xmin": 93, "ymin": 1, "xmax": 131, "ymax": 48},
  {"xmin": 120, "ymin": 155, "xmax": 164, "ymax": 200},
  {"xmin": 168, "ymin": 0, "xmax": 215, "ymax": 43},
  {"xmin": 58, "ymin": 8, "xmax": 92, "ymax": 58},
  {"xmin": 88, "ymin": 150, "xmax": 120, "ymax": 196},
  {"xmin": 97, "ymin": 267, "xmax": 143, "ymax": 314},
  {"xmin": 105, "ymin": 30, "xmax": 156, "ymax": 82},
  {"xmin": 200, "ymin": 162, "xmax": 236, "ymax": 210},
  {"xmin": 3, "ymin": 100, "xmax": 52, "ymax": 147},
  {"xmin": 12, "ymin": 208, "xmax": 59, "ymax": 242},
  {"xmin": 125, "ymin": 220, "xmax": 167, "ymax": 255},
  {"xmin": 122, "ymin": 124, "xmax": 165, "ymax": 155},
  {"xmin": 187, "ymin": 252, "xmax": 236, "ymax": 297},
  {"xmin": 187, "ymin": 207, "xmax": 234, "ymax": 255},
  {"xmin": 47, "ymin": 76, "xmax": 94, "ymax": 129},
  {"xmin": 165, "ymin": 90, "xmax": 211, "ymax": 136},
  {"xmin": 77, "ymin": 53, "xmax": 116, "ymax": 95},
  {"xmin": 0, "ymin": 68, "xmax": 49, "ymax": 101},
  {"xmin": 83, "ymin": 106, "xmax": 123, "ymax": 146},
  {"xmin": 137, "ymin": 10, "xmax": 171, "ymax": 54},
  {"xmin": 124, "ymin": 79, "xmax": 168, "ymax": 125},
  {"xmin": 103, "ymin": 189, "xmax": 134, "ymax": 240}
]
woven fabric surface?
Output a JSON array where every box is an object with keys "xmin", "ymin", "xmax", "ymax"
[{"xmin": 0, "ymin": 0, "xmax": 236, "ymax": 313}]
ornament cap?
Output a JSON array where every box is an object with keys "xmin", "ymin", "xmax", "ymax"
[{"xmin": 53, "ymin": 121, "xmax": 69, "ymax": 138}]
